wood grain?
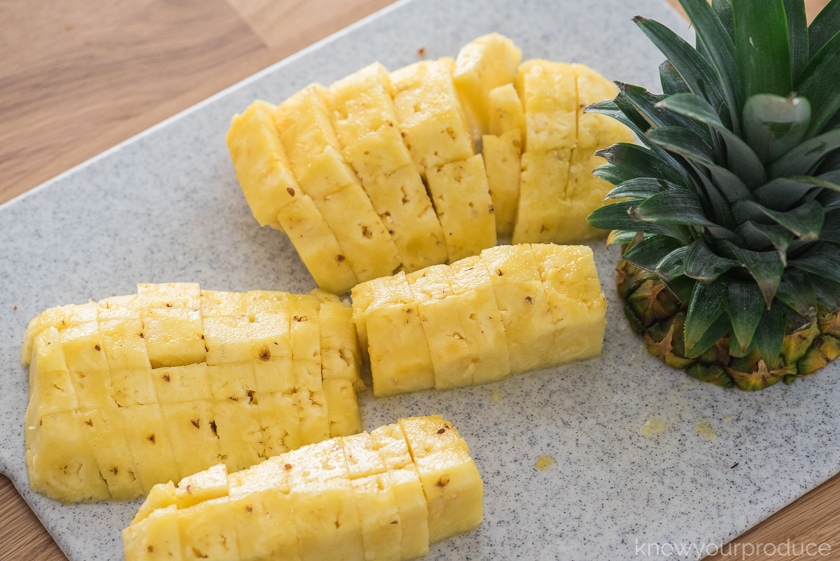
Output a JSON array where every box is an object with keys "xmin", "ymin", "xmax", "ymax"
[{"xmin": 0, "ymin": 0, "xmax": 834, "ymax": 560}]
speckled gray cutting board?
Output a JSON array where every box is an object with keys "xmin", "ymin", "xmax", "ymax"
[{"xmin": 1, "ymin": 0, "xmax": 837, "ymax": 560}]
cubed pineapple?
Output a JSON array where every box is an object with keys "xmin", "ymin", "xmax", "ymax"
[
  {"xmin": 425, "ymin": 153, "xmax": 497, "ymax": 261},
  {"xmin": 482, "ymin": 128, "xmax": 522, "ymax": 237},
  {"xmin": 453, "ymin": 33, "xmax": 522, "ymax": 138},
  {"xmin": 488, "ymin": 83, "xmax": 526, "ymax": 138},
  {"xmin": 406, "ymin": 266, "xmax": 474, "ymax": 390},
  {"xmin": 390, "ymin": 58, "xmax": 475, "ymax": 176}
]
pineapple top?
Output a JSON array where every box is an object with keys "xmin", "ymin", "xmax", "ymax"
[{"xmin": 588, "ymin": 0, "xmax": 840, "ymax": 367}]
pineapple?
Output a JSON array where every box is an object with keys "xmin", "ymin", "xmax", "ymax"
[
  {"xmin": 226, "ymin": 100, "xmax": 358, "ymax": 295},
  {"xmin": 327, "ymin": 63, "xmax": 448, "ymax": 272},
  {"xmin": 391, "ymin": 58, "xmax": 497, "ymax": 261},
  {"xmin": 123, "ymin": 416, "xmax": 483, "ymax": 561},
  {"xmin": 22, "ymin": 284, "xmax": 362, "ymax": 503},
  {"xmin": 352, "ymin": 243, "xmax": 607, "ymax": 396},
  {"xmin": 228, "ymin": 35, "xmax": 631, "ymax": 287},
  {"xmin": 587, "ymin": 0, "xmax": 840, "ymax": 389},
  {"xmin": 453, "ymin": 33, "xmax": 523, "ymax": 138},
  {"xmin": 275, "ymin": 85, "xmax": 402, "ymax": 283}
]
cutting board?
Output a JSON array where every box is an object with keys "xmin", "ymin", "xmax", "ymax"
[{"xmin": 1, "ymin": 0, "xmax": 839, "ymax": 559}]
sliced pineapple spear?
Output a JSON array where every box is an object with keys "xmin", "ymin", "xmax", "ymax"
[
  {"xmin": 513, "ymin": 60, "xmax": 635, "ymax": 244},
  {"xmin": 123, "ymin": 416, "xmax": 483, "ymax": 561},
  {"xmin": 391, "ymin": 58, "xmax": 497, "ymax": 261},
  {"xmin": 326, "ymin": 62, "xmax": 448, "ymax": 273},
  {"xmin": 226, "ymin": 101, "xmax": 357, "ymax": 295},
  {"xmin": 22, "ymin": 283, "xmax": 363, "ymax": 503},
  {"xmin": 352, "ymin": 243, "xmax": 606, "ymax": 396}
]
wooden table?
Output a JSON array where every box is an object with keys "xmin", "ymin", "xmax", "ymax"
[{"xmin": 0, "ymin": 1, "xmax": 835, "ymax": 559}]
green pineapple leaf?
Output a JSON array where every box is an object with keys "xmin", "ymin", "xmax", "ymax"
[
  {"xmin": 684, "ymin": 239, "xmax": 738, "ymax": 281},
  {"xmin": 736, "ymin": 199, "xmax": 824, "ymax": 240},
  {"xmin": 659, "ymin": 60, "xmax": 691, "ymax": 95},
  {"xmin": 752, "ymin": 302, "xmax": 788, "ymax": 365},
  {"xmin": 622, "ymin": 235, "xmax": 685, "ymax": 271},
  {"xmin": 821, "ymin": 209, "xmax": 840, "ymax": 243},
  {"xmin": 606, "ymin": 230, "xmax": 639, "ymax": 246},
  {"xmin": 732, "ymin": 0, "xmax": 792, "ymax": 99},
  {"xmin": 587, "ymin": 201, "xmax": 691, "ymax": 243},
  {"xmin": 724, "ymin": 279, "xmax": 766, "ymax": 354},
  {"xmin": 634, "ymin": 16, "xmax": 731, "ymax": 127},
  {"xmin": 791, "ymin": 243, "xmax": 840, "ymax": 284},
  {"xmin": 741, "ymin": 94, "xmax": 811, "ymax": 165},
  {"xmin": 685, "ymin": 279, "xmax": 730, "ymax": 354},
  {"xmin": 775, "ymin": 269, "xmax": 818, "ymax": 317},
  {"xmin": 656, "ymin": 246, "xmax": 688, "ymax": 281},
  {"xmin": 597, "ymin": 143, "xmax": 690, "ymax": 185},
  {"xmin": 592, "ymin": 163, "xmax": 639, "ymax": 186},
  {"xmin": 602, "ymin": 177, "xmax": 676, "ymax": 200},
  {"xmin": 617, "ymin": 83, "xmax": 712, "ymax": 144},
  {"xmin": 810, "ymin": 273, "xmax": 840, "ymax": 310},
  {"xmin": 783, "ymin": 0, "xmax": 809, "ymax": 80},
  {"xmin": 711, "ymin": 0, "xmax": 735, "ymax": 39},
  {"xmin": 630, "ymin": 188, "xmax": 717, "ymax": 228},
  {"xmin": 656, "ymin": 93, "xmax": 766, "ymax": 187},
  {"xmin": 769, "ymin": 124, "xmax": 840, "ymax": 178},
  {"xmin": 721, "ymin": 242, "xmax": 785, "ymax": 305},
  {"xmin": 587, "ymin": 100, "xmax": 650, "ymax": 142},
  {"xmin": 753, "ymin": 177, "xmax": 821, "ymax": 210},
  {"xmin": 808, "ymin": 0, "xmax": 840, "ymax": 57},
  {"xmin": 796, "ymin": 32, "xmax": 840, "ymax": 137},
  {"xmin": 680, "ymin": 0, "xmax": 742, "ymax": 127},
  {"xmin": 735, "ymin": 221, "xmax": 794, "ymax": 254}
]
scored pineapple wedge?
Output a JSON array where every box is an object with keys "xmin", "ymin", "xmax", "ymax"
[
  {"xmin": 352, "ymin": 243, "xmax": 606, "ymax": 396},
  {"xmin": 228, "ymin": 34, "xmax": 628, "ymax": 289},
  {"xmin": 22, "ymin": 283, "xmax": 363, "ymax": 503},
  {"xmin": 124, "ymin": 416, "xmax": 482, "ymax": 561}
]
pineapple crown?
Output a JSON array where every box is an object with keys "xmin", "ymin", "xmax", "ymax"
[{"xmin": 588, "ymin": 0, "xmax": 840, "ymax": 365}]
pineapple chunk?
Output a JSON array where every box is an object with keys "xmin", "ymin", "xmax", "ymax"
[
  {"xmin": 480, "ymin": 244, "xmax": 557, "ymax": 373},
  {"xmin": 453, "ymin": 33, "xmax": 523, "ymax": 138},
  {"xmin": 225, "ymin": 100, "xmax": 299, "ymax": 228},
  {"xmin": 328, "ymin": 63, "xmax": 448, "ymax": 272},
  {"xmin": 482, "ymin": 129, "xmax": 521, "ymax": 237},
  {"xmin": 123, "ymin": 505, "xmax": 182, "ymax": 561},
  {"xmin": 425, "ymin": 153, "xmax": 497, "ymax": 261},
  {"xmin": 276, "ymin": 85, "xmax": 401, "ymax": 283},
  {"xmin": 26, "ymin": 410, "xmax": 111, "ymax": 503},
  {"xmin": 351, "ymin": 271, "xmax": 436, "ymax": 397},
  {"xmin": 276, "ymin": 194, "xmax": 359, "ymax": 294},
  {"xmin": 121, "ymin": 403, "xmax": 181, "ymax": 491},
  {"xmin": 352, "ymin": 244, "xmax": 605, "ymax": 395},
  {"xmin": 399, "ymin": 416, "xmax": 482, "ymax": 543},
  {"xmin": 174, "ymin": 464, "xmax": 229, "ymax": 508},
  {"xmin": 406, "ymin": 265, "xmax": 475, "ymax": 390},
  {"xmin": 448, "ymin": 255, "xmax": 511, "ymax": 384},
  {"xmin": 488, "ymin": 83, "xmax": 526, "ymax": 138},
  {"xmin": 390, "ymin": 58, "xmax": 475, "ymax": 176},
  {"xmin": 531, "ymin": 244, "xmax": 607, "ymax": 364},
  {"xmin": 562, "ymin": 64, "xmax": 635, "ymax": 241},
  {"xmin": 369, "ymin": 424, "xmax": 430, "ymax": 560},
  {"xmin": 513, "ymin": 149, "xmax": 571, "ymax": 244},
  {"xmin": 177, "ymin": 497, "xmax": 240, "ymax": 561},
  {"xmin": 125, "ymin": 417, "xmax": 480, "ymax": 560},
  {"xmin": 26, "ymin": 284, "xmax": 363, "ymax": 503},
  {"xmin": 284, "ymin": 440, "xmax": 366, "ymax": 561},
  {"xmin": 21, "ymin": 302, "xmax": 98, "ymax": 366},
  {"xmin": 81, "ymin": 405, "xmax": 144, "ymax": 501},
  {"xmin": 289, "ymin": 295, "xmax": 330, "ymax": 445}
]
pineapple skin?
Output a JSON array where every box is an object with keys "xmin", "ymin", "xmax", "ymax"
[
  {"xmin": 23, "ymin": 284, "xmax": 363, "ymax": 503},
  {"xmin": 124, "ymin": 416, "xmax": 482, "ymax": 561}
]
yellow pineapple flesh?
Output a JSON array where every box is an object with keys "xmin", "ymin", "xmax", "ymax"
[
  {"xmin": 124, "ymin": 416, "xmax": 482, "ymax": 561},
  {"xmin": 23, "ymin": 284, "xmax": 362, "ymax": 503}
]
